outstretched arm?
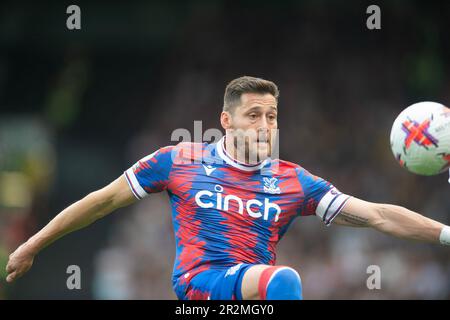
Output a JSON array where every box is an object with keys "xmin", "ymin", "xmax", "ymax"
[
  {"xmin": 5, "ymin": 174, "xmax": 137, "ymax": 283},
  {"xmin": 333, "ymin": 197, "xmax": 450, "ymax": 245}
]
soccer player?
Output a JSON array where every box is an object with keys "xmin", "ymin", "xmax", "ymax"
[{"xmin": 5, "ymin": 76, "xmax": 450, "ymax": 300}]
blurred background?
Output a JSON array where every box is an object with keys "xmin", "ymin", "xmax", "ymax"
[{"xmin": 0, "ymin": 0, "xmax": 449, "ymax": 299}]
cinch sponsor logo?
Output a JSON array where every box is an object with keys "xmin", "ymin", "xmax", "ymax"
[{"xmin": 194, "ymin": 185, "xmax": 282, "ymax": 221}]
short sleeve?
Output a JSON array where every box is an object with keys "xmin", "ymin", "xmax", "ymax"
[
  {"xmin": 124, "ymin": 146, "xmax": 174, "ymax": 199},
  {"xmin": 296, "ymin": 167, "xmax": 350, "ymax": 226}
]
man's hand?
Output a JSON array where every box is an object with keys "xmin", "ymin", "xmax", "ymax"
[
  {"xmin": 4, "ymin": 174, "xmax": 137, "ymax": 283},
  {"xmin": 6, "ymin": 243, "xmax": 35, "ymax": 283}
]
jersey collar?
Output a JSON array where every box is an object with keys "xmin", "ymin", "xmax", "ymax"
[{"xmin": 215, "ymin": 136, "xmax": 271, "ymax": 172}]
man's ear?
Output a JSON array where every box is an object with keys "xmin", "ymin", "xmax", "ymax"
[{"xmin": 220, "ymin": 111, "xmax": 232, "ymax": 130}]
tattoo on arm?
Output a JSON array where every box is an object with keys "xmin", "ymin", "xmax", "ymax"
[{"xmin": 338, "ymin": 210, "xmax": 370, "ymax": 227}]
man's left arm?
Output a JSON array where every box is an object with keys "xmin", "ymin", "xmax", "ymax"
[{"xmin": 333, "ymin": 197, "xmax": 450, "ymax": 245}]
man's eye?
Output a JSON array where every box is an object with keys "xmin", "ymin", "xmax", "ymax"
[{"xmin": 248, "ymin": 114, "xmax": 257, "ymax": 119}]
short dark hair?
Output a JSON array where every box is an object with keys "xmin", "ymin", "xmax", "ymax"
[{"xmin": 223, "ymin": 76, "xmax": 279, "ymax": 113}]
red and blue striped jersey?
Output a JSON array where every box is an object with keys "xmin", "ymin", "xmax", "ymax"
[{"xmin": 124, "ymin": 137, "xmax": 350, "ymax": 290}]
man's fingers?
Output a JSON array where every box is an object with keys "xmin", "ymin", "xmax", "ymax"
[
  {"xmin": 5, "ymin": 247, "xmax": 34, "ymax": 283},
  {"xmin": 5, "ymin": 259, "xmax": 15, "ymax": 273},
  {"xmin": 6, "ymin": 271, "xmax": 17, "ymax": 283}
]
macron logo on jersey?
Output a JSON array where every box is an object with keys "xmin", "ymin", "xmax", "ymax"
[
  {"xmin": 194, "ymin": 184, "xmax": 282, "ymax": 222},
  {"xmin": 202, "ymin": 164, "xmax": 216, "ymax": 176}
]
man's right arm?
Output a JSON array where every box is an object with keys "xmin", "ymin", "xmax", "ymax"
[{"xmin": 5, "ymin": 174, "xmax": 137, "ymax": 283}]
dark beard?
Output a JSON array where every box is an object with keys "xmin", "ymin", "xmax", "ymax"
[{"xmin": 232, "ymin": 136, "xmax": 269, "ymax": 164}]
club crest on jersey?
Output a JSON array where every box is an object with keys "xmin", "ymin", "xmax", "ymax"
[{"xmin": 263, "ymin": 177, "xmax": 281, "ymax": 194}]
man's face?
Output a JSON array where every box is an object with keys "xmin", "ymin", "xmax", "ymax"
[{"xmin": 223, "ymin": 92, "xmax": 278, "ymax": 163}]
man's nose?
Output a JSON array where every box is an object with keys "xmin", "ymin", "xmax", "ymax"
[
  {"xmin": 258, "ymin": 115, "xmax": 271, "ymax": 129},
  {"xmin": 257, "ymin": 120, "xmax": 270, "ymax": 138}
]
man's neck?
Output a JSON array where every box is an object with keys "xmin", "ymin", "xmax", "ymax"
[{"xmin": 223, "ymin": 135, "xmax": 262, "ymax": 165}]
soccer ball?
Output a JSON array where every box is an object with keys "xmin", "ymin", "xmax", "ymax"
[{"xmin": 390, "ymin": 101, "xmax": 450, "ymax": 176}]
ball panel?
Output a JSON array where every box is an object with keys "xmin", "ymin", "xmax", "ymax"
[{"xmin": 390, "ymin": 102, "xmax": 450, "ymax": 176}]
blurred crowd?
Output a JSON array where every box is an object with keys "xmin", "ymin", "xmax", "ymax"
[{"xmin": 1, "ymin": 1, "xmax": 449, "ymax": 299}]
